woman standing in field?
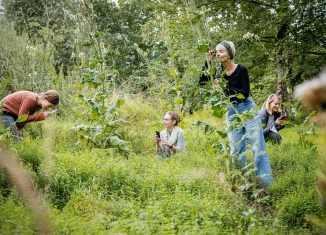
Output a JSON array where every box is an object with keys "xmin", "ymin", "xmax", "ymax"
[
  {"xmin": 259, "ymin": 94, "xmax": 285, "ymax": 144},
  {"xmin": 0, "ymin": 90, "xmax": 59, "ymax": 141},
  {"xmin": 200, "ymin": 41, "xmax": 273, "ymax": 186},
  {"xmin": 156, "ymin": 111, "xmax": 185, "ymax": 159}
]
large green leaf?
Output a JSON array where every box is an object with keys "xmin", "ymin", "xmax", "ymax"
[
  {"xmin": 235, "ymin": 93, "xmax": 245, "ymax": 100},
  {"xmin": 105, "ymin": 135, "xmax": 130, "ymax": 151},
  {"xmin": 197, "ymin": 43, "xmax": 209, "ymax": 53},
  {"xmin": 16, "ymin": 114, "xmax": 28, "ymax": 123},
  {"xmin": 105, "ymin": 99, "xmax": 125, "ymax": 119},
  {"xmin": 106, "ymin": 119, "xmax": 126, "ymax": 127},
  {"xmin": 212, "ymin": 108, "xmax": 226, "ymax": 118},
  {"xmin": 190, "ymin": 120, "xmax": 217, "ymax": 134}
]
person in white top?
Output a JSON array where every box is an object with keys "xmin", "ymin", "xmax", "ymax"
[{"xmin": 156, "ymin": 111, "xmax": 185, "ymax": 159}]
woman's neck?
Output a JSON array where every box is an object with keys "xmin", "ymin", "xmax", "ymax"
[
  {"xmin": 167, "ymin": 126, "xmax": 174, "ymax": 133},
  {"xmin": 222, "ymin": 60, "xmax": 235, "ymax": 72},
  {"xmin": 36, "ymin": 96, "xmax": 42, "ymax": 106},
  {"xmin": 267, "ymin": 108, "xmax": 273, "ymax": 115}
]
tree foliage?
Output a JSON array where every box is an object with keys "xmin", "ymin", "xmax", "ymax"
[{"xmin": 1, "ymin": 0, "xmax": 325, "ymax": 106}]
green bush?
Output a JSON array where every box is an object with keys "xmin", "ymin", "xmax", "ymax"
[
  {"xmin": 268, "ymin": 130, "xmax": 321, "ymax": 230},
  {"xmin": 270, "ymin": 169, "xmax": 316, "ymax": 199},
  {"xmin": 15, "ymin": 140, "xmax": 43, "ymax": 173},
  {"xmin": 0, "ymin": 22, "xmax": 56, "ymax": 94},
  {"xmin": 46, "ymin": 149, "xmax": 107, "ymax": 208},
  {"xmin": 0, "ymin": 98, "xmax": 323, "ymax": 234},
  {"xmin": 269, "ymin": 136, "xmax": 319, "ymax": 201},
  {"xmin": 277, "ymin": 189, "xmax": 321, "ymax": 228},
  {"xmin": 0, "ymin": 197, "xmax": 35, "ymax": 234},
  {"xmin": 0, "ymin": 170, "xmax": 11, "ymax": 197}
]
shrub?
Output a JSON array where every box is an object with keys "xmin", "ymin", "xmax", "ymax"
[
  {"xmin": 0, "ymin": 198, "xmax": 35, "ymax": 234},
  {"xmin": 0, "ymin": 170, "xmax": 11, "ymax": 197},
  {"xmin": 46, "ymin": 149, "xmax": 107, "ymax": 208},
  {"xmin": 15, "ymin": 140, "xmax": 43, "ymax": 173},
  {"xmin": 277, "ymin": 189, "xmax": 321, "ymax": 228}
]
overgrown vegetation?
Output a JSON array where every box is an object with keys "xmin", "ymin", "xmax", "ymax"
[
  {"xmin": 0, "ymin": 100, "xmax": 325, "ymax": 234},
  {"xmin": 0, "ymin": 0, "xmax": 326, "ymax": 234}
]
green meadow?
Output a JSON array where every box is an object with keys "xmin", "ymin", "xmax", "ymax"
[{"xmin": 0, "ymin": 96, "xmax": 324, "ymax": 234}]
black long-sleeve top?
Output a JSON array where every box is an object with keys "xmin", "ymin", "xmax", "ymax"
[
  {"xmin": 199, "ymin": 62, "xmax": 250, "ymax": 102},
  {"xmin": 224, "ymin": 64, "xmax": 250, "ymax": 102}
]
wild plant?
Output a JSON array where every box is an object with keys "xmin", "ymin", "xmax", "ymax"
[
  {"xmin": 72, "ymin": 32, "xmax": 130, "ymax": 154},
  {"xmin": 297, "ymin": 111, "xmax": 318, "ymax": 147}
]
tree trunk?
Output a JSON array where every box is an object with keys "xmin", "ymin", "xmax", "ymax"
[
  {"xmin": 276, "ymin": 47, "xmax": 288, "ymax": 102},
  {"xmin": 275, "ymin": 0, "xmax": 290, "ymax": 102}
]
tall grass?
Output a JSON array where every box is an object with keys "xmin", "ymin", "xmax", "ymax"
[{"xmin": 0, "ymin": 96, "xmax": 323, "ymax": 234}]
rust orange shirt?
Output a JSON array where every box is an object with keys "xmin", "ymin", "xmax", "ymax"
[{"xmin": 2, "ymin": 91, "xmax": 45, "ymax": 125}]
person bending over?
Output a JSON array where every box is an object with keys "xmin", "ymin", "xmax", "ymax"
[
  {"xmin": 259, "ymin": 94, "xmax": 285, "ymax": 144},
  {"xmin": 156, "ymin": 111, "xmax": 185, "ymax": 159},
  {"xmin": 0, "ymin": 90, "xmax": 59, "ymax": 141}
]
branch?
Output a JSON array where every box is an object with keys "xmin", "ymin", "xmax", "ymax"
[
  {"xmin": 307, "ymin": 51, "xmax": 326, "ymax": 56},
  {"xmin": 259, "ymin": 36, "xmax": 276, "ymax": 43},
  {"xmin": 244, "ymin": 0, "xmax": 275, "ymax": 8},
  {"xmin": 195, "ymin": 1, "xmax": 220, "ymax": 8},
  {"xmin": 196, "ymin": 0, "xmax": 275, "ymax": 9}
]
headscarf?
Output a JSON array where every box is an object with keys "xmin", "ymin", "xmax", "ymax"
[{"xmin": 221, "ymin": 41, "xmax": 234, "ymax": 60}]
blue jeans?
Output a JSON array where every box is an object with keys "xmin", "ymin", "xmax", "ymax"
[
  {"xmin": 0, "ymin": 115, "xmax": 22, "ymax": 142},
  {"xmin": 226, "ymin": 97, "xmax": 273, "ymax": 186}
]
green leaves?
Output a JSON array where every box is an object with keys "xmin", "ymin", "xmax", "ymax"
[
  {"xmin": 168, "ymin": 68, "xmax": 178, "ymax": 79},
  {"xmin": 73, "ymin": 96, "xmax": 128, "ymax": 152},
  {"xmin": 105, "ymin": 99, "xmax": 125, "ymax": 120},
  {"xmin": 104, "ymin": 136, "xmax": 130, "ymax": 152},
  {"xmin": 212, "ymin": 108, "xmax": 226, "ymax": 119},
  {"xmin": 197, "ymin": 43, "xmax": 209, "ymax": 53},
  {"xmin": 73, "ymin": 35, "xmax": 129, "ymax": 154},
  {"xmin": 235, "ymin": 93, "xmax": 245, "ymax": 100},
  {"xmin": 191, "ymin": 120, "xmax": 227, "ymax": 139},
  {"xmin": 16, "ymin": 114, "xmax": 28, "ymax": 123},
  {"xmin": 173, "ymin": 97, "xmax": 183, "ymax": 105}
]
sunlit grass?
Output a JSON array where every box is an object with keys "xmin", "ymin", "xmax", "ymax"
[{"xmin": 0, "ymin": 99, "xmax": 324, "ymax": 234}]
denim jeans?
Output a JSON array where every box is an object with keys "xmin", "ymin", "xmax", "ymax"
[
  {"xmin": 0, "ymin": 115, "xmax": 22, "ymax": 142},
  {"xmin": 226, "ymin": 97, "xmax": 273, "ymax": 186}
]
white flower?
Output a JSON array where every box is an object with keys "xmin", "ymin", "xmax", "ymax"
[{"xmin": 243, "ymin": 32, "xmax": 255, "ymax": 39}]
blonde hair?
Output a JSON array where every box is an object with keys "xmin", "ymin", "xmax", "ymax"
[{"xmin": 262, "ymin": 94, "xmax": 282, "ymax": 113}]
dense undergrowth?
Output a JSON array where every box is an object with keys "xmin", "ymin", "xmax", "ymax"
[{"xmin": 0, "ymin": 96, "xmax": 325, "ymax": 234}]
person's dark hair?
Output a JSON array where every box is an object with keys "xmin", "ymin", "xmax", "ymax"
[
  {"xmin": 42, "ymin": 90, "xmax": 60, "ymax": 106},
  {"xmin": 166, "ymin": 111, "xmax": 181, "ymax": 126}
]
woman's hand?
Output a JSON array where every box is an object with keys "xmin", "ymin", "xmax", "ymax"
[
  {"xmin": 44, "ymin": 111, "xmax": 54, "ymax": 118},
  {"xmin": 161, "ymin": 139, "xmax": 172, "ymax": 148},
  {"xmin": 275, "ymin": 118, "xmax": 285, "ymax": 125},
  {"xmin": 207, "ymin": 50, "xmax": 216, "ymax": 61}
]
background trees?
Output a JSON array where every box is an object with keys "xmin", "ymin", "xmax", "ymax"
[{"xmin": 0, "ymin": 0, "xmax": 325, "ymax": 106}]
